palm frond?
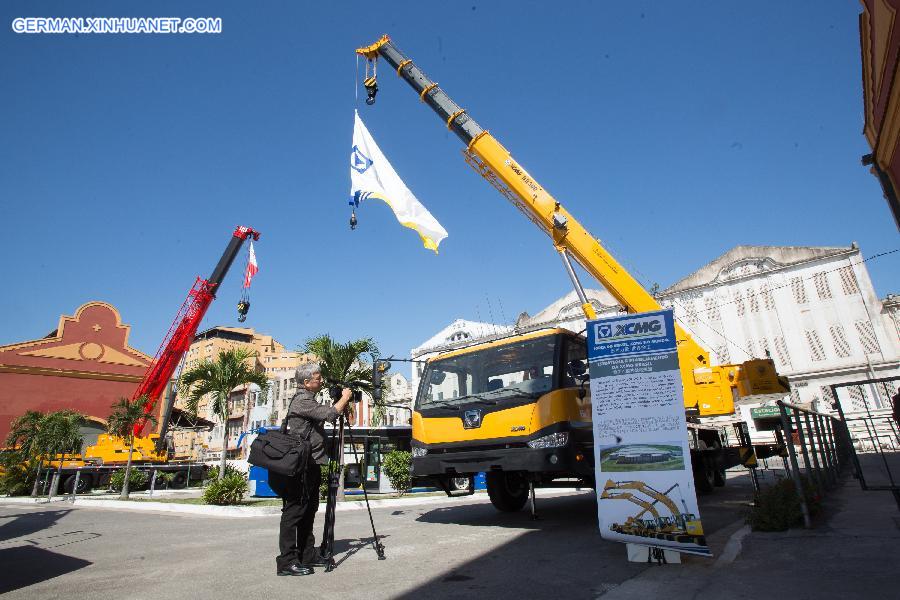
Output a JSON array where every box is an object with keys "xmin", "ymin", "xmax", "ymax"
[{"xmin": 177, "ymin": 347, "xmax": 270, "ymax": 422}]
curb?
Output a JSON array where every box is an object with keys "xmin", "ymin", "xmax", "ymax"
[{"xmin": 0, "ymin": 491, "xmax": 494, "ymax": 518}]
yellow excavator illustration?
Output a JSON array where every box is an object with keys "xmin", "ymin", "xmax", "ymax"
[{"xmin": 600, "ymin": 479, "xmax": 706, "ymax": 546}]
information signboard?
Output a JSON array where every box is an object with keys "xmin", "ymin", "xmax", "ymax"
[{"xmin": 589, "ymin": 309, "xmax": 711, "ymax": 557}]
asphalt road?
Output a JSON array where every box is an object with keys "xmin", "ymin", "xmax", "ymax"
[{"xmin": 0, "ymin": 473, "xmax": 759, "ymax": 600}]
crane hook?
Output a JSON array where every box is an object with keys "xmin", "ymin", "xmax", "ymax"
[
  {"xmin": 237, "ymin": 299, "xmax": 250, "ymax": 322},
  {"xmin": 364, "ymin": 76, "xmax": 378, "ymax": 105}
]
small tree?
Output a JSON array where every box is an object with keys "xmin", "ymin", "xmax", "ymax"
[
  {"xmin": 382, "ymin": 450, "xmax": 412, "ymax": 496},
  {"xmin": 40, "ymin": 410, "xmax": 86, "ymax": 497},
  {"xmin": 5, "ymin": 410, "xmax": 46, "ymax": 496},
  {"xmin": 180, "ymin": 348, "xmax": 269, "ymax": 480},
  {"xmin": 107, "ymin": 396, "xmax": 157, "ymax": 500}
]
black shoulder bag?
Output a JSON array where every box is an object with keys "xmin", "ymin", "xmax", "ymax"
[{"xmin": 248, "ymin": 414, "xmax": 311, "ymax": 477}]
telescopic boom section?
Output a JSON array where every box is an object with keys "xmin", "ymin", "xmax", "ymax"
[
  {"xmin": 358, "ymin": 36, "xmax": 790, "ymax": 415},
  {"xmin": 134, "ymin": 226, "xmax": 260, "ymax": 436},
  {"xmin": 355, "ymin": 38, "xmax": 662, "ymax": 312},
  {"xmin": 357, "ymin": 38, "xmax": 713, "ymax": 373}
]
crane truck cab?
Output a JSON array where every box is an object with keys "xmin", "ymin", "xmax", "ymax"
[{"xmin": 412, "ymin": 328, "xmax": 594, "ymax": 511}]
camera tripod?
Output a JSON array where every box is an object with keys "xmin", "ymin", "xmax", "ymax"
[{"xmin": 319, "ymin": 410, "xmax": 386, "ymax": 571}]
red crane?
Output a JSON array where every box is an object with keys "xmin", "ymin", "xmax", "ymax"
[{"xmin": 134, "ymin": 226, "xmax": 260, "ymax": 440}]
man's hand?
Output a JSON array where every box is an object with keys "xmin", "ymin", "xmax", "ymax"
[{"xmin": 334, "ymin": 388, "xmax": 353, "ymax": 414}]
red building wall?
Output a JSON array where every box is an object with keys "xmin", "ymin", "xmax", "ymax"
[
  {"xmin": 860, "ymin": 0, "xmax": 900, "ymax": 228},
  {"xmin": 0, "ymin": 302, "xmax": 152, "ymax": 441}
]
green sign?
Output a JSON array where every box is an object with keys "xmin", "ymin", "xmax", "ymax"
[{"xmin": 750, "ymin": 406, "xmax": 781, "ymax": 419}]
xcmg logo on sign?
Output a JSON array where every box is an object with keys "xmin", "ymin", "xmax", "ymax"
[{"xmin": 595, "ymin": 316, "xmax": 667, "ymax": 341}]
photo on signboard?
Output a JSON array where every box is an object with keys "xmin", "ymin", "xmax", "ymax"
[
  {"xmin": 598, "ymin": 442, "xmax": 685, "ymax": 472},
  {"xmin": 598, "ymin": 474, "xmax": 708, "ymax": 555}
]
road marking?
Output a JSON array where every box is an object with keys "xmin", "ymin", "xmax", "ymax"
[{"xmin": 714, "ymin": 524, "xmax": 750, "ymax": 567}]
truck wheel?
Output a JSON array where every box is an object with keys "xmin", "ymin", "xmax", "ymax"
[
  {"xmin": 713, "ymin": 467, "xmax": 727, "ymax": 487},
  {"xmin": 486, "ymin": 471, "xmax": 528, "ymax": 512},
  {"xmin": 450, "ymin": 476, "xmax": 471, "ymax": 492},
  {"xmin": 708, "ymin": 439, "xmax": 726, "ymax": 487},
  {"xmin": 63, "ymin": 474, "xmax": 93, "ymax": 494},
  {"xmin": 170, "ymin": 471, "xmax": 188, "ymax": 489},
  {"xmin": 693, "ymin": 456, "xmax": 714, "ymax": 494}
]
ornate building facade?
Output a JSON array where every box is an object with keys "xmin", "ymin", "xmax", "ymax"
[
  {"xmin": 411, "ymin": 245, "xmax": 899, "ymax": 417},
  {"xmin": 0, "ymin": 302, "xmax": 153, "ymax": 446}
]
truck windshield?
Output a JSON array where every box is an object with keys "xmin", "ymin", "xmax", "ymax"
[{"xmin": 416, "ymin": 336, "xmax": 559, "ymax": 409}]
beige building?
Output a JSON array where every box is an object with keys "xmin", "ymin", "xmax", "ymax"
[{"xmin": 170, "ymin": 326, "xmax": 314, "ymax": 460}]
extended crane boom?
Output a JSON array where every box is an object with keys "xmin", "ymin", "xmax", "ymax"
[
  {"xmin": 137, "ymin": 226, "xmax": 260, "ymax": 441},
  {"xmin": 356, "ymin": 35, "xmax": 788, "ymax": 416}
]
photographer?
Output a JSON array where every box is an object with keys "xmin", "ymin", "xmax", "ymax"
[{"xmin": 268, "ymin": 362, "xmax": 352, "ymax": 576}]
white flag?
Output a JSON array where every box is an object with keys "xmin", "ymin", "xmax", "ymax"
[{"xmin": 350, "ymin": 110, "xmax": 448, "ymax": 252}]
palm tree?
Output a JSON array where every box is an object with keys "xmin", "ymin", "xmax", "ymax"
[
  {"xmin": 303, "ymin": 334, "xmax": 379, "ymax": 397},
  {"xmin": 180, "ymin": 348, "xmax": 269, "ymax": 480},
  {"xmin": 107, "ymin": 396, "xmax": 157, "ymax": 500},
  {"xmin": 302, "ymin": 335, "xmax": 381, "ymax": 497},
  {"xmin": 5, "ymin": 410, "xmax": 45, "ymax": 496},
  {"xmin": 40, "ymin": 410, "xmax": 86, "ymax": 497}
]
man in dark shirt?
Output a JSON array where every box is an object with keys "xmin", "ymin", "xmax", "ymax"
[{"xmin": 269, "ymin": 362, "xmax": 352, "ymax": 576}]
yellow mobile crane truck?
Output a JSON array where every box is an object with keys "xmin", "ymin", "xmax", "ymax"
[{"xmin": 357, "ymin": 35, "xmax": 789, "ymax": 512}]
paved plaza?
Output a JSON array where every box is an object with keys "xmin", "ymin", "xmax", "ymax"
[{"xmin": 1, "ymin": 471, "xmax": 898, "ymax": 599}]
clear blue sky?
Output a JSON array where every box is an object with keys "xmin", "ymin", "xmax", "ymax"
[{"xmin": 1, "ymin": 1, "xmax": 897, "ymax": 379}]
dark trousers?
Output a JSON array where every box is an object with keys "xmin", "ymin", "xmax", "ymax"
[{"xmin": 269, "ymin": 462, "xmax": 321, "ymax": 570}]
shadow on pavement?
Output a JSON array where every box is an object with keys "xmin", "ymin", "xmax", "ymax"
[
  {"xmin": 0, "ymin": 545, "xmax": 92, "ymax": 594},
  {"xmin": 396, "ymin": 478, "xmax": 761, "ymax": 598},
  {"xmin": 417, "ymin": 491, "xmax": 598, "ymax": 530},
  {"xmin": 402, "ymin": 494, "xmax": 643, "ymax": 600},
  {"xmin": 332, "ymin": 534, "xmax": 390, "ymax": 568},
  {"xmin": 0, "ymin": 508, "xmax": 73, "ymax": 543}
]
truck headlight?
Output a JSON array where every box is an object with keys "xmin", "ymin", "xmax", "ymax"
[
  {"xmin": 527, "ymin": 432, "xmax": 569, "ymax": 449},
  {"xmin": 411, "ymin": 446, "xmax": 428, "ymax": 458}
]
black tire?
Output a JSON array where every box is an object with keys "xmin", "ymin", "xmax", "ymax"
[
  {"xmin": 450, "ymin": 476, "xmax": 471, "ymax": 492},
  {"xmin": 708, "ymin": 439, "xmax": 726, "ymax": 487},
  {"xmin": 63, "ymin": 474, "xmax": 93, "ymax": 494},
  {"xmin": 713, "ymin": 466, "xmax": 727, "ymax": 487},
  {"xmin": 486, "ymin": 471, "xmax": 529, "ymax": 512},
  {"xmin": 693, "ymin": 456, "xmax": 714, "ymax": 494},
  {"xmin": 170, "ymin": 470, "xmax": 188, "ymax": 489}
]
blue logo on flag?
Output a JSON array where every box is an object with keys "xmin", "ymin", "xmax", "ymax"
[
  {"xmin": 351, "ymin": 145, "xmax": 373, "ymax": 174},
  {"xmin": 597, "ymin": 324, "xmax": 613, "ymax": 339}
]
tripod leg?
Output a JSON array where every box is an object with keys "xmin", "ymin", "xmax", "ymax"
[
  {"xmin": 345, "ymin": 421, "xmax": 386, "ymax": 560},
  {"xmin": 319, "ymin": 417, "xmax": 344, "ymax": 572}
]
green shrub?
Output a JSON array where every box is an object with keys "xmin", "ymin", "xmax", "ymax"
[
  {"xmin": 203, "ymin": 472, "xmax": 248, "ymax": 505},
  {"xmin": 0, "ymin": 452, "xmax": 34, "ymax": 496},
  {"xmin": 748, "ymin": 476, "xmax": 819, "ymax": 531},
  {"xmin": 320, "ymin": 461, "xmax": 340, "ymax": 500},
  {"xmin": 205, "ymin": 464, "xmax": 245, "ymax": 482},
  {"xmin": 153, "ymin": 471, "xmax": 174, "ymax": 488},
  {"xmin": 109, "ymin": 468, "xmax": 149, "ymax": 492},
  {"xmin": 382, "ymin": 450, "xmax": 412, "ymax": 496}
]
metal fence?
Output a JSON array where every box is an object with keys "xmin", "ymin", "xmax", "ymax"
[
  {"xmin": 830, "ymin": 376, "xmax": 900, "ymax": 511},
  {"xmin": 776, "ymin": 399, "xmax": 854, "ymax": 528}
]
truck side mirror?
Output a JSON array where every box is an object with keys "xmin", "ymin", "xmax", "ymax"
[{"xmin": 568, "ymin": 359, "xmax": 587, "ymax": 378}]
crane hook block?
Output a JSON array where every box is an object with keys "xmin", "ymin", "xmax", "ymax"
[
  {"xmin": 364, "ymin": 76, "xmax": 378, "ymax": 105},
  {"xmin": 237, "ymin": 300, "xmax": 250, "ymax": 322}
]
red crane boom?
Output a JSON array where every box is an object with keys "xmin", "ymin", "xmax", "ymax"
[{"xmin": 135, "ymin": 226, "xmax": 260, "ymax": 436}]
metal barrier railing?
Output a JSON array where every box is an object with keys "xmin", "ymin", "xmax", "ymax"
[
  {"xmin": 830, "ymin": 376, "xmax": 900, "ymax": 511},
  {"xmin": 777, "ymin": 399, "xmax": 853, "ymax": 528}
]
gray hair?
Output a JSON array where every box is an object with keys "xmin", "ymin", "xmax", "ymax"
[{"xmin": 295, "ymin": 362, "xmax": 321, "ymax": 383}]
